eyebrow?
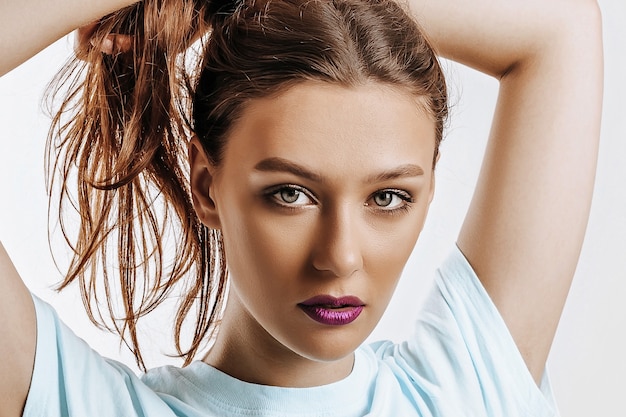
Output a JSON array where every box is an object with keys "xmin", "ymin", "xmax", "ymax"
[
  {"xmin": 254, "ymin": 157, "xmax": 424, "ymax": 183},
  {"xmin": 254, "ymin": 157, "xmax": 324, "ymax": 182},
  {"xmin": 366, "ymin": 164, "xmax": 425, "ymax": 183}
]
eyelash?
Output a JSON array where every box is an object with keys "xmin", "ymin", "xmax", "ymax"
[
  {"xmin": 263, "ymin": 185, "xmax": 415, "ymax": 214},
  {"xmin": 264, "ymin": 184, "xmax": 317, "ymax": 210},
  {"xmin": 367, "ymin": 189, "xmax": 415, "ymax": 215}
]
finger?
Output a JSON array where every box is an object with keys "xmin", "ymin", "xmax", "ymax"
[
  {"xmin": 93, "ymin": 34, "xmax": 133, "ymax": 55},
  {"xmin": 98, "ymin": 36, "xmax": 114, "ymax": 55},
  {"xmin": 74, "ymin": 22, "xmax": 99, "ymax": 56},
  {"xmin": 111, "ymin": 34, "xmax": 133, "ymax": 55}
]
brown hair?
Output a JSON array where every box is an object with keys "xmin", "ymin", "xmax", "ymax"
[{"xmin": 46, "ymin": 0, "xmax": 447, "ymax": 369}]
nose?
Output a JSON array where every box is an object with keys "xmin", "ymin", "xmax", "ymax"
[{"xmin": 311, "ymin": 204, "xmax": 364, "ymax": 278}]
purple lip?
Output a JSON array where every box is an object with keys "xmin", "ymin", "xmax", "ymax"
[{"xmin": 298, "ymin": 295, "xmax": 365, "ymax": 326}]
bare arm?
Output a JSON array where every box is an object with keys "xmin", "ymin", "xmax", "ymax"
[
  {"xmin": 0, "ymin": 1, "xmax": 140, "ymax": 414},
  {"xmin": 0, "ymin": 0, "xmax": 138, "ymax": 76},
  {"xmin": 410, "ymin": 0, "xmax": 603, "ymax": 382}
]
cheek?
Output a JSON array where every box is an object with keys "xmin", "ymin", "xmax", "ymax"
[
  {"xmin": 366, "ymin": 238, "xmax": 413, "ymax": 289},
  {"xmin": 364, "ymin": 205, "xmax": 430, "ymax": 299},
  {"xmin": 219, "ymin": 199, "xmax": 314, "ymax": 302}
]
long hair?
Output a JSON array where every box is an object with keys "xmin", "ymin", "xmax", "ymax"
[{"xmin": 46, "ymin": 0, "xmax": 448, "ymax": 370}]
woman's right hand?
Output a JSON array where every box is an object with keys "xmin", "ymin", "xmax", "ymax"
[
  {"xmin": 0, "ymin": 0, "xmax": 139, "ymax": 76},
  {"xmin": 74, "ymin": 21, "xmax": 134, "ymax": 60}
]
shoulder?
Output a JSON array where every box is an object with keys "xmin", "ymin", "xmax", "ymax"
[
  {"xmin": 364, "ymin": 246, "xmax": 559, "ymax": 416},
  {"xmin": 24, "ymin": 295, "xmax": 176, "ymax": 417},
  {"xmin": 141, "ymin": 363, "xmax": 205, "ymax": 396}
]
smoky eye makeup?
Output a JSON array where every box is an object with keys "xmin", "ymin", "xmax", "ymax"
[
  {"xmin": 260, "ymin": 183, "xmax": 416, "ymax": 215},
  {"xmin": 262, "ymin": 184, "xmax": 318, "ymax": 209},
  {"xmin": 366, "ymin": 189, "xmax": 415, "ymax": 215}
]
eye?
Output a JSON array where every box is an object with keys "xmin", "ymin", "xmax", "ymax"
[
  {"xmin": 267, "ymin": 185, "xmax": 315, "ymax": 207},
  {"xmin": 373, "ymin": 192, "xmax": 396, "ymax": 207},
  {"xmin": 367, "ymin": 189, "xmax": 414, "ymax": 212}
]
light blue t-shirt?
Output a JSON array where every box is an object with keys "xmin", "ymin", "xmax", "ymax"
[{"xmin": 23, "ymin": 246, "xmax": 559, "ymax": 416}]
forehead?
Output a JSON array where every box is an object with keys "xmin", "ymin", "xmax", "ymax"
[{"xmin": 221, "ymin": 81, "xmax": 437, "ymax": 180}]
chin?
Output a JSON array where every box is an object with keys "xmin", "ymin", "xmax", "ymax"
[{"xmin": 288, "ymin": 328, "xmax": 370, "ymax": 363}]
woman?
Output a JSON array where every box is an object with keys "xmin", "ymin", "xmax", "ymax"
[{"xmin": 0, "ymin": 0, "xmax": 602, "ymax": 415}]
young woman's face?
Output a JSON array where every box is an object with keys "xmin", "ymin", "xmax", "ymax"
[{"xmin": 196, "ymin": 81, "xmax": 436, "ymax": 367}]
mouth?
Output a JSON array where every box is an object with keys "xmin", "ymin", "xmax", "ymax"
[{"xmin": 298, "ymin": 295, "xmax": 365, "ymax": 326}]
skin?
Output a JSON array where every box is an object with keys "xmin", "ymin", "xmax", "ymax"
[
  {"xmin": 0, "ymin": 0, "xmax": 603, "ymax": 415},
  {"xmin": 190, "ymin": 82, "xmax": 437, "ymax": 387},
  {"xmin": 0, "ymin": 0, "xmax": 138, "ymax": 76},
  {"xmin": 0, "ymin": 244, "xmax": 35, "ymax": 417},
  {"xmin": 415, "ymin": 0, "xmax": 603, "ymax": 381}
]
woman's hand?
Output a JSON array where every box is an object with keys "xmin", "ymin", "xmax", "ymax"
[
  {"xmin": 0, "ymin": 0, "xmax": 138, "ymax": 76},
  {"xmin": 74, "ymin": 21, "xmax": 133, "ymax": 59}
]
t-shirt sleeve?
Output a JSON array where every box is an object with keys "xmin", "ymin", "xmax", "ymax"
[
  {"xmin": 374, "ymin": 245, "xmax": 560, "ymax": 417},
  {"xmin": 23, "ymin": 294, "xmax": 177, "ymax": 417}
]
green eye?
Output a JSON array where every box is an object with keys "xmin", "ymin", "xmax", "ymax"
[
  {"xmin": 374, "ymin": 192, "xmax": 394, "ymax": 207},
  {"xmin": 368, "ymin": 189, "xmax": 414, "ymax": 213},
  {"xmin": 267, "ymin": 185, "xmax": 314, "ymax": 207},
  {"xmin": 280, "ymin": 188, "xmax": 301, "ymax": 204}
]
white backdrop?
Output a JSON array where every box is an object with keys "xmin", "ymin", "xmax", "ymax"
[{"xmin": 1, "ymin": 1, "xmax": 624, "ymax": 415}]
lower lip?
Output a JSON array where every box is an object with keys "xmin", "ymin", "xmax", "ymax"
[{"xmin": 298, "ymin": 305, "xmax": 364, "ymax": 325}]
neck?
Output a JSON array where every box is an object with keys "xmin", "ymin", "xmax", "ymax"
[{"xmin": 202, "ymin": 295, "xmax": 354, "ymax": 388}]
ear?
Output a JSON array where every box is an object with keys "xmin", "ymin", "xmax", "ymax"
[{"xmin": 189, "ymin": 136, "xmax": 221, "ymax": 229}]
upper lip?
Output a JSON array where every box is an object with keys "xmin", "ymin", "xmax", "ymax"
[{"xmin": 298, "ymin": 295, "xmax": 365, "ymax": 307}]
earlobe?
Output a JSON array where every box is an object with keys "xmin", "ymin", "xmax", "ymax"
[{"xmin": 189, "ymin": 136, "xmax": 221, "ymax": 229}]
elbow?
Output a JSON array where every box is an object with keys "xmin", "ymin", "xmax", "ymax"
[
  {"xmin": 560, "ymin": 0, "xmax": 603, "ymax": 40},
  {"xmin": 531, "ymin": 0, "xmax": 603, "ymax": 70}
]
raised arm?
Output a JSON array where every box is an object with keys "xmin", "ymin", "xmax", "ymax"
[
  {"xmin": 410, "ymin": 0, "xmax": 603, "ymax": 382},
  {"xmin": 0, "ymin": 1, "xmax": 141, "ymax": 415},
  {"xmin": 0, "ymin": 0, "xmax": 137, "ymax": 76}
]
